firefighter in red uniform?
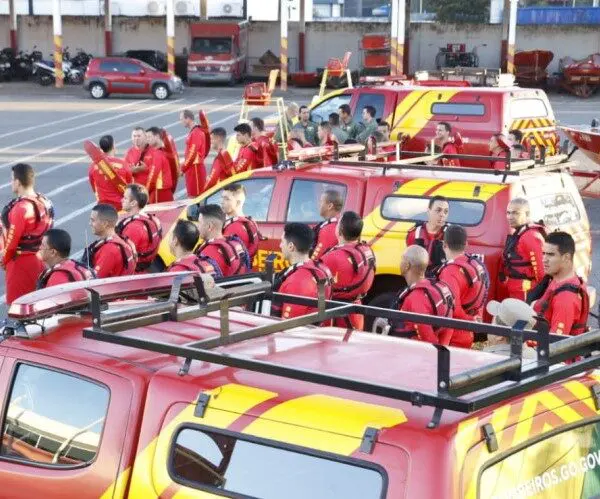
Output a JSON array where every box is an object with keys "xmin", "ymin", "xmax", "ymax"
[
  {"xmin": 528, "ymin": 231, "xmax": 589, "ymax": 336},
  {"xmin": 221, "ymin": 183, "xmax": 261, "ymax": 260},
  {"xmin": 434, "ymin": 122, "xmax": 461, "ymax": 167},
  {"xmin": 406, "ymin": 195, "xmax": 449, "ymax": 277},
  {"xmin": 117, "ymin": 184, "xmax": 162, "ymax": 273},
  {"xmin": 317, "ymin": 122, "xmax": 337, "ymax": 146},
  {"xmin": 124, "ymin": 127, "xmax": 150, "ymax": 185},
  {"xmin": 389, "ymin": 245, "xmax": 455, "ymax": 345},
  {"xmin": 194, "ymin": 204, "xmax": 250, "ymax": 277},
  {"xmin": 489, "ymin": 133, "xmax": 510, "ymax": 170},
  {"xmin": 320, "ymin": 211, "xmax": 375, "ymax": 330},
  {"xmin": 251, "ymin": 117, "xmax": 278, "ymax": 167},
  {"xmin": 272, "ymin": 222, "xmax": 333, "ymax": 320},
  {"xmin": 311, "ymin": 189, "xmax": 344, "ymax": 260},
  {"xmin": 437, "ymin": 225, "xmax": 489, "ymax": 349},
  {"xmin": 499, "ymin": 198, "xmax": 545, "ymax": 301},
  {"xmin": 83, "ymin": 204, "xmax": 137, "ymax": 278},
  {"xmin": 37, "ymin": 229, "xmax": 95, "ymax": 289},
  {"xmin": 1, "ymin": 163, "xmax": 54, "ymax": 304},
  {"xmin": 233, "ymin": 123, "xmax": 259, "ymax": 173},
  {"xmin": 145, "ymin": 127, "xmax": 173, "ymax": 203},
  {"xmin": 88, "ymin": 134, "xmax": 133, "ymax": 211},
  {"xmin": 180, "ymin": 109, "xmax": 208, "ymax": 197},
  {"xmin": 167, "ymin": 220, "xmax": 222, "ymax": 278},
  {"xmin": 204, "ymin": 127, "xmax": 235, "ymax": 192}
]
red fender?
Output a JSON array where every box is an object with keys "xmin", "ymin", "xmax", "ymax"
[
  {"xmin": 160, "ymin": 130, "xmax": 180, "ymax": 194},
  {"xmin": 198, "ymin": 110, "xmax": 211, "ymax": 158}
]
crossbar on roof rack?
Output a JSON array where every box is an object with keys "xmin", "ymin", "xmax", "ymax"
[{"xmin": 81, "ymin": 273, "xmax": 600, "ymax": 428}]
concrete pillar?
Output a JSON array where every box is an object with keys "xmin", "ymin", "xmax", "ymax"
[
  {"xmin": 166, "ymin": 0, "xmax": 175, "ymax": 75},
  {"xmin": 9, "ymin": 0, "xmax": 17, "ymax": 52},
  {"xmin": 200, "ymin": 0, "xmax": 207, "ymax": 19},
  {"xmin": 104, "ymin": 0, "xmax": 112, "ymax": 56},
  {"xmin": 299, "ymin": 0, "xmax": 306, "ymax": 72},
  {"xmin": 506, "ymin": 0, "xmax": 518, "ymax": 74},
  {"xmin": 280, "ymin": 0, "xmax": 288, "ymax": 91},
  {"xmin": 396, "ymin": 0, "xmax": 406, "ymax": 75},
  {"xmin": 53, "ymin": 0, "xmax": 63, "ymax": 88},
  {"xmin": 390, "ymin": 0, "xmax": 398, "ymax": 76}
]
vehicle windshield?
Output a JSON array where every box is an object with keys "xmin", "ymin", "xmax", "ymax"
[{"xmin": 191, "ymin": 37, "xmax": 232, "ymax": 55}]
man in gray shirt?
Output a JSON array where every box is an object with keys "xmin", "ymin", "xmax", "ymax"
[
  {"xmin": 356, "ymin": 105, "xmax": 379, "ymax": 144},
  {"xmin": 338, "ymin": 104, "xmax": 362, "ymax": 141}
]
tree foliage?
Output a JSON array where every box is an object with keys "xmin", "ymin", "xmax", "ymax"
[{"xmin": 433, "ymin": 0, "xmax": 490, "ymax": 23}]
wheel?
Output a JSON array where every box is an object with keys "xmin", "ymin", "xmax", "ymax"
[
  {"xmin": 38, "ymin": 73, "xmax": 53, "ymax": 86},
  {"xmin": 153, "ymin": 83, "xmax": 170, "ymax": 100},
  {"xmin": 69, "ymin": 72, "xmax": 83, "ymax": 85},
  {"xmin": 89, "ymin": 82, "xmax": 106, "ymax": 99},
  {"xmin": 363, "ymin": 291, "xmax": 399, "ymax": 333}
]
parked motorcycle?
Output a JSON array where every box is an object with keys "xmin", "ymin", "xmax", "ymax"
[
  {"xmin": 32, "ymin": 49, "xmax": 84, "ymax": 86},
  {"xmin": 435, "ymin": 43, "xmax": 481, "ymax": 70},
  {"xmin": 0, "ymin": 49, "xmax": 12, "ymax": 81}
]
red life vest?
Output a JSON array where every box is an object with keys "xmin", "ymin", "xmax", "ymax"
[
  {"xmin": 392, "ymin": 279, "xmax": 455, "ymax": 338},
  {"xmin": 196, "ymin": 236, "xmax": 250, "ymax": 276},
  {"xmin": 536, "ymin": 276, "xmax": 590, "ymax": 336},
  {"xmin": 503, "ymin": 223, "xmax": 546, "ymax": 280},
  {"xmin": 323, "ymin": 242, "xmax": 376, "ymax": 300},
  {"xmin": 115, "ymin": 213, "xmax": 163, "ymax": 265},
  {"xmin": 37, "ymin": 259, "xmax": 96, "ymax": 289},
  {"xmin": 82, "ymin": 236, "xmax": 138, "ymax": 276},
  {"xmin": 437, "ymin": 254, "xmax": 489, "ymax": 316},
  {"xmin": 223, "ymin": 216, "xmax": 261, "ymax": 258},
  {"xmin": 168, "ymin": 254, "xmax": 223, "ymax": 278},
  {"xmin": 1, "ymin": 193, "xmax": 55, "ymax": 252}
]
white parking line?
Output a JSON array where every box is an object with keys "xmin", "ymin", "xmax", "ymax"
[
  {"xmin": 0, "ymin": 99, "xmax": 238, "ymax": 190},
  {"xmin": 0, "ymin": 99, "xmax": 150, "ymax": 140},
  {"xmin": 0, "ymin": 98, "xmax": 191, "ymax": 166}
]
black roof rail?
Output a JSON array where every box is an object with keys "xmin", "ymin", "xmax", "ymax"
[{"xmin": 82, "ymin": 265, "xmax": 600, "ymax": 429}]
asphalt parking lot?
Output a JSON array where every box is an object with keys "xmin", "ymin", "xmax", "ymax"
[{"xmin": 0, "ymin": 82, "xmax": 599, "ymax": 315}]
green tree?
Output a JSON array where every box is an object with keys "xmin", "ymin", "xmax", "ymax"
[{"xmin": 433, "ymin": 0, "xmax": 490, "ymax": 23}]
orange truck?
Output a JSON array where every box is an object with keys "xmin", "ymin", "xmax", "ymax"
[
  {"xmin": 2, "ymin": 273, "xmax": 600, "ymax": 498},
  {"xmin": 186, "ymin": 20, "xmax": 249, "ymax": 85}
]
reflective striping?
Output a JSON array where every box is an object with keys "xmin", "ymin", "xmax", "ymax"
[
  {"xmin": 427, "ymin": 181, "xmax": 506, "ymax": 201},
  {"xmin": 241, "ymin": 394, "xmax": 407, "ymax": 455}
]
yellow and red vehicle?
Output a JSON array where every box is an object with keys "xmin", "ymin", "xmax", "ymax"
[
  {"xmin": 147, "ymin": 152, "xmax": 592, "ymax": 321},
  {"xmin": 3, "ymin": 273, "xmax": 600, "ymax": 498}
]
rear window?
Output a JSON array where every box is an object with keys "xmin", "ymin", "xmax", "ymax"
[
  {"xmin": 286, "ymin": 179, "xmax": 347, "ymax": 223},
  {"xmin": 381, "ymin": 195, "xmax": 485, "ymax": 226},
  {"xmin": 170, "ymin": 426, "xmax": 386, "ymax": 499},
  {"xmin": 510, "ymin": 98, "xmax": 548, "ymax": 119},
  {"xmin": 99, "ymin": 61, "xmax": 119, "ymax": 72},
  {"xmin": 431, "ymin": 102, "xmax": 485, "ymax": 116},
  {"xmin": 355, "ymin": 93, "xmax": 386, "ymax": 120},
  {"xmin": 528, "ymin": 192, "xmax": 581, "ymax": 226}
]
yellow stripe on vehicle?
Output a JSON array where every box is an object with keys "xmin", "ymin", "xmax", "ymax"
[
  {"xmin": 428, "ymin": 182, "xmax": 506, "ymax": 202},
  {"xmin": 242, "ymin": 394, "xmax": 407, "ymax": 456}
]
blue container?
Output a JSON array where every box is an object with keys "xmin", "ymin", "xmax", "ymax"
[{"xmin": 517, "ymin": 7, "xmax": 600, "ymax": 25}]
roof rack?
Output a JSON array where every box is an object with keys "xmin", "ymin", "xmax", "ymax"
[{"xmin": 79, "ymin": 263, "xmax": 600, "ymax": 429}]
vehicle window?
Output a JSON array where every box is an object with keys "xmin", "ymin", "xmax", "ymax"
[
  {"xmin": 510, "ymin": 98, "xmax": 549, "ymax": 119},
  {"xmin": 0, "ymin": 363, "xmax": 109, "ymax": 467},
  {"xmin": 528, "ymin": 192, "xmax": 581, "ymax": 226},
  {"xmin": 286, "ymin": 180, "xmax": 347, "ymax": 223},
  {"xmin": 205, "ymin": 178, "xmax": 275, "ymax": 222},
  {"xmin": 310, "ymin": 94, "xmax": 352, "ymax": 124},
  {"xmin": 381, "ymin": 195, "xmax": 485, "ymax": 226},
  {"xmin": 355, "ymin": 93, "xmax": 386, "ymax": 120},
  {"xmin": 431, "ymin": 102, "xmax": 486, "ymax": 116},
  {"xmin": 170, "ymin": 426, "xmax": 385, "ymax": 499},
  {"xmin": 479, "ymin": 419, "xmax": 600, "ymax": 498},
  {"xmin": 191, "ymin": 37, "xmax": 232, "ymax": 55},
  {"xmin": 120, "ymin": 62, "xmax": 142, "ymax": 74},
  {"xmin": 99, "ymin": 61, "xmax": 119, "ymax": 72}
]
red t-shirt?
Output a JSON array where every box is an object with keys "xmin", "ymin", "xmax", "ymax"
[
  {"xmin": 124, "ymin": 146, "xmax": 150, "ymax": 185},
  {"xmin": 168, "ymin": 254, "xmax": 219, "ymax": 277},
  {"xmin": 88, "ymin": 156, "xmax": 132, "ymax": 208},
  {"xmin": 182, "ymin": 126, "xmax": 207, "ymax": 174},
  {"xmin": 276, "ymin": 261, "xmax": 332, "ymax": 319},
  {"xmin": 533, "ymin": 276, "xmax": 584, "ymax": 335},
  {"xmin": 204, "ymin": 150, "xmax": 234, "ymax": 192},
  {"xmin": 233, "ymin": 144, "xmax": 259, "ymax": 174},
  {"xmin": 311, "ymin": 217, "xmax": 338, "ymax": 261},
  {"xmin": 439, "ymin": 142, "xmax": 461, "ymax": 167},
  {"xmin": 503, "ymin": 225, "xmax": 545, "ymax": 284}
]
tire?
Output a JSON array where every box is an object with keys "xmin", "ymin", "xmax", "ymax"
[
  {"xmin": 364, "ymin": 291, "xmax": 400, "ymax": 333},
  {"xmin": 89, "ymin": 82, "xmax": 107, "ymax": 99},
  {"xmin": 153, "ymin": 83, "xmax": 170, "ymax": 100},
  {"xmin": 69, "ymin": 72, "xmax": 83, "ymax": 85},
  {"xmin": 38, "ymin": 73, "xmax": 54, "ymax": 86}
]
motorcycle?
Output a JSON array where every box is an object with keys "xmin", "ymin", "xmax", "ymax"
[
  {"xmin": 69, "ymin": 48, "xmax": 93, "ymax": 73},
  {"xmin": 0, "ymin": 49, "xmax": 12, "ymax": 81},
  {"xmin": 435, "ymin": 43, "xmax": 481, "ymax": 70},
  {"xmin": 33, "ymin": 50, "xmax": 84, "ymax": 86}
]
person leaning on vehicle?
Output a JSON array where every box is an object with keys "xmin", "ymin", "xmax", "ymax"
[
  {"xmin": 311, "ymin": 189, "xmax": 344, "ymax": 260},
  {"xmin": 338, "ymin": 104, "xmax": 362, "ymax": 141},
  {"xmin": 117, "ymin": 184, "xmax": 162, "ymax": 273},
  {"xmin": 435, "ymin": 122, "xmax": 461, "ymax": 167},
  {"xmin": 406, "ymin": 195, "xmax": 449, "ymax": 277},
  {"xmin": 528, "ymin": 231, "xmax": 590, "ymax": 336},
  {"xmin": 221, "ymin": 183, "xmax": 261, "ymax": 260},
  {"xmin": 356, "ymin": 106, "xmax": 378, "ymax": 144},
  {"xmin": 83, "ymin": 204, "xmax": 137, "ymax": 278},
  {"xmin": 319, "ymin": 211, "xmax": 375, "ymax": 330},
  {"xmin": 37, "ymin": 229, "xmax": 95, "ymax": 289},
  {"xmin": 167, "ymin": 219, "xmax": 222, "ymax": 278},
  {"xmin": 195, "ymin": 204, "xmax": 250, "ymax": 277},
  {"xmin": 437, "ymin": 225, "xmax": 489, "ymax": 349},
  {"xmin": 1, "ymin": 163, "xmax": 54, "ymax": 304},
  {"xmin": 272, "ymin": 222, "xmax": 333, "ymax": 320},
  {"xmin": 389, "ymin": 245, "xmax": 455, "ymax": 345},
  {"xmin": 499, "ymin": 198, "xmax": 545, "ymax": 301},
  {"xmin": 88, "ymin": 135, "xmax": 133, "ymax": 212}
]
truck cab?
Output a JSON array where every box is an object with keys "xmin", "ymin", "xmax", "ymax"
[{"xmin": 187, "ymin": 20, "xmax": 248, "ymax": 85}]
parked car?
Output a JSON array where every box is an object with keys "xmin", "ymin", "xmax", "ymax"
[
  {"xmin": 83, "ymin": 57, "xmax": 183, "ymax": 100},
  {"xmin": 123, "ymin": 49, "xmax": 168, "ymax": 72}
]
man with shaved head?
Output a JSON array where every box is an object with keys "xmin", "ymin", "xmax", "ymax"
[{"xmin": 390, "ymin": 245, "xmax": 456, "ymax": 345}]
